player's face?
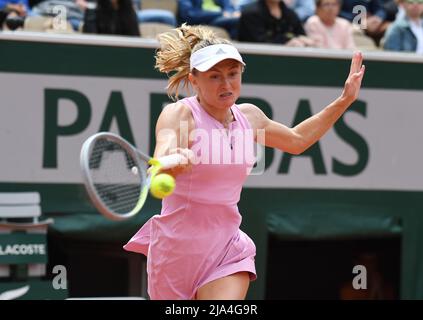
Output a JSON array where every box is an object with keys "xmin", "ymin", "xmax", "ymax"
[{"xmin": 190, "ymin": 59, "xmax": 243, "ymax": 110}]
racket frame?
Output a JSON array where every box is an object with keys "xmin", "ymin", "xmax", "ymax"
[{"xmin": 80, "ymin": 132, "xmax": 154, "ymax": 221}]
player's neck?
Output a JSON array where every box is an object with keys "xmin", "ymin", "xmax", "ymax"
[{"xmin": 196, "ymin": 96, "xmax": 233, "ymax": 126}]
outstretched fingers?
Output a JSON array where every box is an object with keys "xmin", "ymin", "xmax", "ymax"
[
  {"xmin": 349, "ymin": 51, "xmax": 363, "ymax": 76},
  {"xmin": 359, "ymin": 64, "xmax": 366, "ymax": 78},
  {"xmin": 344, "ymin": 58, "xmax": 365, "ymax": 102},
  {"xmin": 353, "ymin": 65, "xmax": 366, "ymax": 82}
]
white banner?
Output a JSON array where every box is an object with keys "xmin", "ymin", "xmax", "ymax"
[{"xmin": 1, "ymin": 72, "xmax": 423, "ymax": 191}]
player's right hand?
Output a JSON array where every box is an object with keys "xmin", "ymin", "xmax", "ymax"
[{"xmin": 158, "ymin": 148, "xmax": 194, "ymax": 177}]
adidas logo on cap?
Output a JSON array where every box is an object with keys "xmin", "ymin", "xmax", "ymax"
[{"xmin": 216, "ymin": 48, "xmax": 226, "ymax": 55}]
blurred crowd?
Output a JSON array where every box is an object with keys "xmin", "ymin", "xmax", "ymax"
[{"xmin": 1, "ymin": 0, "xmax": 422, "ymax": 53}]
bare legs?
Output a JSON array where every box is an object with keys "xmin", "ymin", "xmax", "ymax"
[{"xmin": 196, "ymin": 272, "xmax": 250, "ymax": 300}]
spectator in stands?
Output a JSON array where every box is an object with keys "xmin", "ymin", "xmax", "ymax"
[
  {"xmin": 240, "ymin": 0, "xmax": 316, "ymax": 21},
  {"xmin": 132, "ymin": 0, "xmax": 177, "ymax": 26},
  {"xmin": 284, "ymin": 0, "xmax": 315, "ymax": 22},
  {"xmin": 178, "ymin": 0, "xmax": 241, "ymax": 39},
  {"xmin": 0, "ymin": 8, "xmax": 8, "ymax": 28},
  {"xmin": 305, "ymin": 0, "xmax": 356, "ymax": 49},
  {"xmin": 0, "ymin": 0, "xmax": 36, "ymax": 29},
  {"xmin": 393, "ymin": 0, "xmax": 406, "ymax": 21},
  {"xmin": 3, "ymin": 0, "xmax": 89, "ymax": 32},
  {"xmin": 238, "ymin": 0, "xmax": 315, "ymax": 46},
  {"xmin": 237, "ymin": 0, "xmax": 257, "ymax": 8},
  {"xmin": 339, "ymin": 0, "xmax": 390, "ymax": 45},
  {"xmin": 0, "ymin": 0, "xmax": 31, "ymax": 18},
  {"xmin": 82, "ymin": 0, "xmax": 140, "ymax": 36},
  {"xmin": 31, "ymin": 0, "xmax": 85, "ymax": 31},
  {"xmin": 381, "ymin": 0, "xmax": 399, "ymax": 22},
  {"xmin": 383, "ymin": 0, "xmax": 423, "ymax": 53}
]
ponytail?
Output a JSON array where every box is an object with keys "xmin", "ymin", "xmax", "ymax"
[{"xmin": 155, "ymin": 23, "xmax": 231, "ymax": 100}]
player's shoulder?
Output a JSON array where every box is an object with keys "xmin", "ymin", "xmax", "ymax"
[
  {"xmin": 161, "ymin": 100, "xmax": 193, "ymax": 121},
  {"xmin": 237, "ymin": 102, "xmax": 261, "ymax": 116},
  {"xmin": 238, "ymin": 103, "xmax": 268, "ymax": 129}
]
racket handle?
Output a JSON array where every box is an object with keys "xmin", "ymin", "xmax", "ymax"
[{"xmin": 157, "ymin": 153, "xmax": 187, "ymax": 170}]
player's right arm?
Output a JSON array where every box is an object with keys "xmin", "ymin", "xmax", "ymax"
[{"xmin": 153, "ymin": 102, "xmax": 195, "ymax": 176}]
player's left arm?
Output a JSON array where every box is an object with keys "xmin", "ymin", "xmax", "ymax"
[{"xmin": 240, "ymin": 52, "xmax": 365, "ymax": 155}]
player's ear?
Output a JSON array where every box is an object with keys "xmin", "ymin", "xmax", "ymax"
[
  {"xmin": 188, "ymin": 72, "xmax": 195, "ymax": 84},
  {"xmin": 188, "ymin": 72, "xmax": 198, "ymax": 90}
]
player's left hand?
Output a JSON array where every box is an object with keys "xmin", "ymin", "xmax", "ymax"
[{"xmin": 341, "ymin": 51, "xmax": 365, "ymax": 105}]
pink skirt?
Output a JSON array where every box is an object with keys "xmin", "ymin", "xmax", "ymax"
[{"xmin": 124, "ymin": 196, "xmax": 256, "ymax": 300}]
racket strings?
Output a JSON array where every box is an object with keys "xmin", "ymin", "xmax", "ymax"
[
  {"xmin": 95, "ymin": 184, "xmax": 142, "ymax": 213},
  {"xmin": 88, "ymin": 139, "xmax": 147, "ymax": 215}
]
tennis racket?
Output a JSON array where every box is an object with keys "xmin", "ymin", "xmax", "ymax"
[{"xmin": 80, "ymin": 132, "xmax": 184, "ymax": 221}]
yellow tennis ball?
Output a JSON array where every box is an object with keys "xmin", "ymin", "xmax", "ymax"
[{"xmin": 150, "ymin": 173, "xmax": 175, "ymax": 199}]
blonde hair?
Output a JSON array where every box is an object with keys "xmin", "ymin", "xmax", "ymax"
[{"xmin": 155, "ymin": 23, "xmax": 232, "ymax": 100}]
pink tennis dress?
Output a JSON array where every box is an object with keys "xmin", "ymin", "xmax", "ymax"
[{"xmin": 123, "ymin": 96, "xmax": 257, "ymax": 300}]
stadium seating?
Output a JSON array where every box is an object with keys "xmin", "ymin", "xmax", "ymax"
[
  {"xmin": 139, "ymin": 22, "xmax": 174, "ymax": 39},
  {"xmin": 141, "ymin": 0, "xmax": 178, "ymax": 16}
]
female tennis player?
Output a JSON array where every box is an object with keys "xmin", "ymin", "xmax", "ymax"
[{"xmin": 124, "ymin": 24, "xmax": 365, "ymax": 300}]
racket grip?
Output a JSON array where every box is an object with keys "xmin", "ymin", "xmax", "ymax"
[{"xmin": 158, "ymin": 153, "xmax": 187, "ymax": 170}]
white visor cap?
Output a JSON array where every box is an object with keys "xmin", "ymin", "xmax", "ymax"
[{"xmin": 190, "ymin": 44, "xmax": 245, "ymax": 72}]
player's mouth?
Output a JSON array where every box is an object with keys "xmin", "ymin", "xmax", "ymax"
[{"xmin": 219, "ymin": 92, "xmax": 233, "ymax": 99}]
